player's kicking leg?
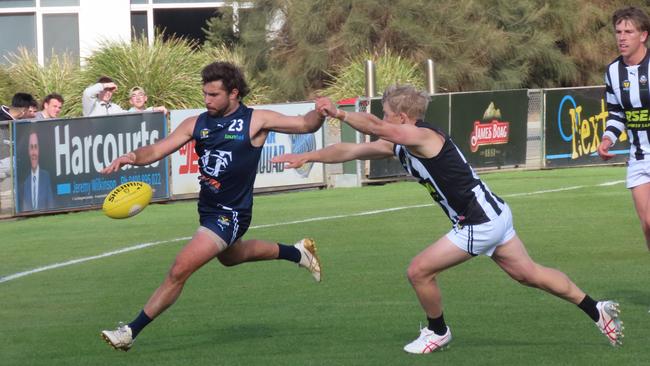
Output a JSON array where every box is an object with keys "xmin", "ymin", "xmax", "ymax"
[
  {"xmin": 217, "ymin": 237, "xmax": 322, "ymax": 282},
  {"xmin": 492, "ymin": 235, "xmax": 624, "ymax": 346},
  {"xmin": 101, "ymin": 228, "xmax": 225, "ymax": 351}
]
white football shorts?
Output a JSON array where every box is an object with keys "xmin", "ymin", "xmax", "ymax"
[
  {"xmin": 626, "ymin": 160, "xmax": 650, "ymax": 189},
  {"xmin": 446, "ymin": 203, "xmax": 516, "ymax": 257}
]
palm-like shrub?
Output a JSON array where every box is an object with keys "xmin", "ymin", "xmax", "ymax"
[
  {"xmin": 3, "ymin": 48, "xmax": 80, "ymax": 116},
  {"xmin": 321, "ymin": 49, "xmax": 426, "ymax": 103},
  {"xmin": 0, "ymin": 66, "xmax": 17, "ymax": 105}
]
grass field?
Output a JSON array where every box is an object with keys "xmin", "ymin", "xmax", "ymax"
[{"xmin": 1, "ymin": 166, "xmax": 649, "ymax": 365}]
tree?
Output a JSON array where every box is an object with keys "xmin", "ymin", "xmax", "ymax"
[{"xmin": 199, "ymin": 0, "xmax": 648, "ymax": 100}]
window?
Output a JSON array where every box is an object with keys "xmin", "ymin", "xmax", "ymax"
[
  {"xmin": 155, "ymin": 7, "xmax": 218, "ymax": 45},
  {"xmin": 153, "ymin": 0, "xmax": 218, "ymax": 3},
  {"xmin": 0, "ymin": 1, "xmax": 35, "ymax": 8},
  {"xmin": 0, "ymin": 14, "xmax": 36, "ymax": 65},
  {"xmin": 43, "ymin": 13, "xmax": 79, "ymax": 64},
  {"xmin": 40, "ymin": 0, "xmax": 79, "ymax": 6},
  {"xmin": 131, "ymin": 11, "xmax": 148, "ymax": 40}
]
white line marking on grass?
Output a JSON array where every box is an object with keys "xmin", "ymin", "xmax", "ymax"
[
  {"xmin": 598, "ymin": 180, "xmax": 625, "ymax": 186},
  {"xmin": 0, "ymin": 179, "xmax": 624, "ymax": 284},
  {"xmin": 501, "ymin": 185, "xmax": 584, "ymax": 197},
  {"xmin": 0, "ymin": 238, "xmax": 189, "ymax": 284},
  {"xmin": 251, "ymin": 204, "xmax": 433, "ymax": 229}
]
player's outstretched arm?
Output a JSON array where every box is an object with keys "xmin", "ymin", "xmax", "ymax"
[
  {"xmin": 254, "ymin": 106, "xmax": 326, "ymax": 135},
  {"xmin": 101, "ymin": 116, "xmax": 196, "ymax": 174},
  {"xmin": 272, "ymin": 140, "xmax": 394, "ymax": 168}
]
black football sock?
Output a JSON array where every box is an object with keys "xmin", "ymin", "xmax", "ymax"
[
  {"xmin": 577, "ymin": 295, "xmax": 600, "ymax": 322},
  {"xmin": 427, "ymin": 314, "xmax": 447, "ymax": 336},
  {"xmin": 128, "ymin": 310, "xmax": 153, "ymax": 339},
  {"xmin": 277, "ymin": 243, "xmax": 301, "ymax": 263}
]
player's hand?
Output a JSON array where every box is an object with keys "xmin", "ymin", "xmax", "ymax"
[
  {"xmin": 101, "ymin": 152, "xmax": 136, "ymax": 174},
  {"xmin": 597, "ymin": 137, "xmax": 615, "ymax": 161},
  {"xmin": 271, "ymin": 153, "xmax": 308, "ymax": 169},
  {"xmin": 315, "ymin": 96, "xmax": 337, "ymax": 118}
]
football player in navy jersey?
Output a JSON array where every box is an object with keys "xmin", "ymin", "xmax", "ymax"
[
  {"xmin": 273, "ymin": 85, "xmax": 623, "ymax": 353},
  {"xmin": 99, "ymin": 62, "xmax": 325, "ymax": 351},
  {"xmin": 598, "ymin": 6, "xmax": 650, "ymax": 251}
]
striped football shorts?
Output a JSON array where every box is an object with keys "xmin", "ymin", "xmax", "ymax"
[{"xmin": 445, "ymin": 203, "xmax": 516, "ymax": 257}]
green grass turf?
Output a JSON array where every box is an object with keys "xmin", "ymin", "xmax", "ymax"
[{"xmin": 1, "ymin": 166, "xmax": 648, "ymax": 365}]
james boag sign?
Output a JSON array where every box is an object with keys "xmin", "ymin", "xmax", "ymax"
[
  {"xmin": 450, "ymin": 90, "xmax": 527, "ymax": 168},
  {"xmin": 469, "ymin": 105, "xmax": 510, "ymax": 153}
]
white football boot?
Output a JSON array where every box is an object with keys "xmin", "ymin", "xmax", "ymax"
[
  {"xmin": 294, "ymin": 238, "xmax": 321, "ymax": 282},
  {"xmin": 595, "ymin": 300, "xmax": 623, "ymax": 346},
  {"xmin": 101, "ymin": 322, "xmax": 134, "ymax": 351},
  {"xmin": 404, "ymin": 326, "xmax": 452, "ymax": 354}
]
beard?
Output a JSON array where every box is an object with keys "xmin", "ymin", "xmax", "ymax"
[{"xmin": 207, "ymin": 105, "xmax": 229, "ymax": 118}]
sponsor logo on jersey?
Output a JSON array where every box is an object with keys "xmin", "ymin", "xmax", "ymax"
[
  {"xmin": 200, "ymin": 128, "xmax": 210, "ymax": 139},
  {"xmin": 224, "ymin": 133, "xmax": 245, "ymax": 140},
  {"xmin": 626, "ymin": 109, "xmax": 650, "ymax": 128},
  {"xmin": 623, "ymin": 80, "xmax": 631, "ymax": 91}
]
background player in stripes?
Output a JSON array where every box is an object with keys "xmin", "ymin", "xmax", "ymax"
[{"xmin": 598, "ymin": 6, "xmax": 650, "ymax": 251}]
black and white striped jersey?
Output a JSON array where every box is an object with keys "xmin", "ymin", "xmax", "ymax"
[
  {"xmin": 394, "ymin": 122, "xmax": 506, "ymax": 225},
  {"xmin": 604, "ymin": 52, "xmax": 650, "ymax": 161}
]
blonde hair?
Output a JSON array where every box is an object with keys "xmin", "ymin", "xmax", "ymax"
[{"xmin": 381, "ymin": 84, "xmax": 430, "ymax": 120}]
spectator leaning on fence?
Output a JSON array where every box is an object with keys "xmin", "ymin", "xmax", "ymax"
[
  {"xmin": 35, "ymin": 93, "xmax": 64, "ymax": 120},
  {"xmin": 0, "ymin": 92, "xmax": 38, "ymax": 121},
  {"xmin": 127, "ymin": 86, "xmax": 168, "ymax": 114},
  {"xmin": 82, "ymin": 76, "xmax": 125, "ymax": 117}
]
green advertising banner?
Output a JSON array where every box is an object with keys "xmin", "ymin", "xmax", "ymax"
[
  {"xmin": 368, "ymin": 94, "xmax": 450, "ymax": 179},
  {"xmin": 13, "ymin": 113, "xmax": 169, "ymax": 215},
  {"xmin": 450, "ymin": 90, "xmax": 528, "ymax": 168},
  {"xmin": 544, "ymin": 87, "xmax": 629, "ymax": 167}
]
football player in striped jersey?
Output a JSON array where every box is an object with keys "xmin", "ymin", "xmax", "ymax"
[
  {"xmin": 598, "ymin": 6, "xmax": 650, "ymax": 251},
  {"xmin": 276, "ymin": 85, "xmax": 623, "ymax": 352}
]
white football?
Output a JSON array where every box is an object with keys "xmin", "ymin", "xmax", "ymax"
[{"xmin": 102, "ymin": 181, "xmax": 153, "ymax": 219}]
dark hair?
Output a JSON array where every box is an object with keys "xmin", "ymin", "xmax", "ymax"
[
  {"xmin": 43, "ymin": 93, "xmax": 64, "ymax": 107},
  {"xmin": 201, "ymin": 62, "xmax": 249, "ymax": 100},
  {"xmin": 613, "ymin": 6, "xmax": 650, "ymax": 34},
  {"xmin": 97, "ymin": 76, "xmax": 113, "ymax": 84},
  {"xmin": 11, "ymin": 92, "xmax": 37, "ymax": 108}
]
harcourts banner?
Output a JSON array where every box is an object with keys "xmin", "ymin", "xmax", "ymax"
[
  {"xmin": 450, "ymin": 89, "xmax": 528, "ymax": 168},
  {"xmin": 544, "ymin": 87, "xmax": 629, "ymax": 167},
  {"xmin": 168, "ymin": 103, "xmax": 324, "ymax": 197},
  {"xmin": 13, "ymin": 113, "xmax": 168, "ymax": 214}
]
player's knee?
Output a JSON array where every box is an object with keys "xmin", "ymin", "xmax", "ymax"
[
  {"xmin": 217, "ymin": 255, "xmax": 239, "ymax": 267},
  {"xmin": 507, "ymin": 267, "xmax": 537, "ymax": 287},
  {"xmin": 216, "ymin": 250, "xmax": 242, "ymax": 267},
  {"xmin": 167, "ymin": 262, "xmax": 193, "ymax": 284},
  {"xmin": 406, "ymin": 261, "xmax": 434, "ymax": 284}
]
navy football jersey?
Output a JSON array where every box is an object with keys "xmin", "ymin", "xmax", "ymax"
[
  {"xmin": 394, "ymin": 122, "xmax": 506, "ymax": 225},
  {"xmin": 193, "ymin": 104, "xmax": 262, "ymax": 213}
]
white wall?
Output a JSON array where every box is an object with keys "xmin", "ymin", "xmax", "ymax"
[{"xmin": 78, "ymin": 0, "xmax": 131, "ymax": 61}]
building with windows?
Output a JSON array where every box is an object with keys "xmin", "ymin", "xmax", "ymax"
[{"xmin": 0, "ymin": 0, "xmax": 235, "ymax": 65}]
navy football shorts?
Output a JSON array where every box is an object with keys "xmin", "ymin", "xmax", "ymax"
[{"xmin": 198, "ymin": 206, "xmax": 251, "ymax": 246}]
